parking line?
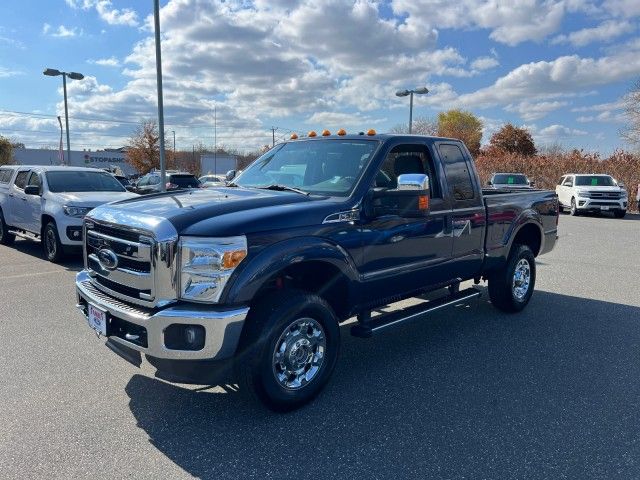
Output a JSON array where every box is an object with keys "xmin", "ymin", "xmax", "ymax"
[{"xmin": 3, "ymin": 270, "xmax": 63, "ymax": 280}]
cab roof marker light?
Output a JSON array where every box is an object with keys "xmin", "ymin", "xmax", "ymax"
[
  {"xmin": 337, "ymin": 128, "xmax": 346, "ymax": 136},
  {"xmin": 322, "ymin": 129, "xmax": 331, "ymax": 136},
  {"xmin": 367, "ymin": 129, "xmax": 376, "ymax": 136},
  {"xmin": 308, "ymin": 130, "xmax": 317, "ymax": 137},
  {"xmin": 290, "ymin": 133, "xmax": 298, "ymax": 140}
]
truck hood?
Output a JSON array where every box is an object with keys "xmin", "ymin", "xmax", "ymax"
[
  {"xmin": 89, "ymin": 187, "xmax": 341, "ymax": 236},
  {"xmin": 53, "ymin": 191, "xmax": 138, "ymax": 207},
  {"xmin": 576, "ymin": 186, "xmax": 623, "ymax": 192}
]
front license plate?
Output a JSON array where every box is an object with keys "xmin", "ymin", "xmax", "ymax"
[
  {"xmin": 88, "ymin": 303, "xmax": 108, "ymax": 336},
  {"xmin": 601, "ymin": 206, "xmax": 610, "ymax": 211}
]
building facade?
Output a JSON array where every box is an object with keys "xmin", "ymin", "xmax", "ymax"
[{"xmin": 12, "ymin": 148, "xmax": 137, "ymax": 176}]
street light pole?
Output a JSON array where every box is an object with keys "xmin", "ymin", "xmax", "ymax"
[
  {"xmin": 172, "ymin": 130, "xmax": 175, "ymax": 153},
  {"xmin": 43, "ymin": 68, "xmax": 84, "ymax": 165},
  {"xmin": 153, "ymin": 0, "xmax": 167, "ymax": 191},
  {"xmin": 395, "ymin": 87, "xmax": 429, "ymax": 134}
]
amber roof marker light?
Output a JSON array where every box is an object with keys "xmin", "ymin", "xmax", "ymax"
[
  {"xmin": 290, "ymin": 133, "xmax": 298, "ymax": 140},
  {"xmin": 308, "ymin": 130, "xmax": 318, "ymax": 137},
  {"xmin": 322, "ymin": 129, "xmax": 331, "ymax": 136},
  {"xmin": 395, "ymin": 86, "xmax": 429, "ymax": 134},
  {"xmin": 367, "ymin": 129, "xmax": 376, "ymax": 136},
  {"xmin": 337, "ymin": 128, "xmax": 346, "ymax": 136}
]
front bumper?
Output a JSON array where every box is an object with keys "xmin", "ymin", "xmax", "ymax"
[
  {"xmin": 576, "ymin": 198, "xmax": 627, "ymax": 211},
  {"xmin": 56, "ymin": 215, "xmax": 84, "ymax": 246},
  {"xmin": 75, "ymin": 270, "xmax": 248, "ymax": 361}
]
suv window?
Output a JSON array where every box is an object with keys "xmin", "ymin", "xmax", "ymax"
[
  {"xmin": 375, "ymin": 144, "xmax": 440, "ymax": 198},
  {"xmin": 27, "ymin": 172, "xmax": 42, "ymax": 189},
  {"xmin": 438, "ymin": 144, "xmax": 475, "ymax": 200},
  {"xmin": 563, "ymin": 177, "xmax": 573, "ymax": 187},
  {"xmin": 13, "ymin": 170, "xmax": 30, "ymax": 190},
  {"xmin": 170, "ymin": 174, "xmax": 200, "ymax": 188},
  {"xmin": 0, "ymin": 168, "xmax": 13, "ymax": 183}
]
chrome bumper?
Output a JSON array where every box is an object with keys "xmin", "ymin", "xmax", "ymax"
[{"xmin": 75, "ymin": 270, "xmax": 248, "ymax": 361}]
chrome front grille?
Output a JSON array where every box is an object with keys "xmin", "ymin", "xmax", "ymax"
[
  {"xmin": 85, "ymin": 223, "xmax": 155, "ymax": 305},
  {"xmin": 588, "ymin": 191, "xmax": 621, "ymax": 199}
]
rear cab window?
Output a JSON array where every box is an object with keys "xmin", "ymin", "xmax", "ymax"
[{"xmin": 437, "ymin": 143, "xmax": 476, "ymax": 202}]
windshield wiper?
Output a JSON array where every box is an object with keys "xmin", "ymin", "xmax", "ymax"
[{"xmin": 257, "ymin": 184, "xmax": 310, "ymax": 196}]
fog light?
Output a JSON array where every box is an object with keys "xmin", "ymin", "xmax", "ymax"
[
  {"xmin": 185, "ymin": 326, "xmax": 197, "ymax": 345},
  {"xmin": 164, "ymin": 324, "xmax": 205, "ymax": 351}
]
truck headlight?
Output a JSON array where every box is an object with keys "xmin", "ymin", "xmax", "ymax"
[
  {"xmin": 64, "ymin": 206, "xmax": 93, "ymax": 218},
  {"xmin": 576, "ymin": 191, "xmax": 590, "ymax": 198},
  {"xmin": 178, "ymin": 236, "xmax": 247, "ymax": 303}
]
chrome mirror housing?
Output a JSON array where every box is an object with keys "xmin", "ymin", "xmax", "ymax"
[{"xmin": 397, "ymin": 173, "xmax": 430, "ymax": 193}]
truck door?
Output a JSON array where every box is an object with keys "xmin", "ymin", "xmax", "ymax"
[
  {"xmin": 24, "ymin": 171, "xmax": 43, "ymax": 233},
  {"xmin": 435, "ymin": 142, "xmax": 485, "ymax": 280},
  {"xmin": 7, "ymin": 169, "xmax": 31, "ymax": 229},
  {"xmin": 360, "ymin": 141, "xmax": 454, "ymax": 302}
]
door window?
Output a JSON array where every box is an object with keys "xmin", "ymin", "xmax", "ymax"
[
  {"xmin": 563, "ymin": 177, "xmax": 573, "ymax": 187},
  {"xmin": 27, "ymin": 172, "xmax": 42, "ymax": 189},
  {"xmin": 13, "ymin": 171, "xmax": 30, "ymax": 190},
  {"xmin": 438, "ymin": 144, "xmax": 475, "ymax": 201},
  {"xmin": 0, "ymin": 169, "xmax": 13, "ymax": 183},
  {"xmin": 375, "ymin": 144, "xmax": 440, "ymax": 198}
]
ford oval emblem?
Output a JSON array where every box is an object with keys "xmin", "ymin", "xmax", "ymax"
[{"xmin": 97, "ymin": 248, "xmax": 119, "ymax": 271}]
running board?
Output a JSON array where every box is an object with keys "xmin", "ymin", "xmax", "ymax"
[
  {"xmin": 10, "ymin": 230, "xmax": 40, "ymax": 241},
  {"xmin": 350, "ymin": 288, "xmax": 481, "ymax": 338}
]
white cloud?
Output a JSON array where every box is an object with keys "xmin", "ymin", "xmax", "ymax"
[
  {"xmin": 89, "ymin": 56, "xmax": 120, "ymax": 67},
  {"xmin": 306, "ymin": 111, "xmax": 385, "ymax": 129},
  {"xmin": 505, "ymin": 100, "xmax": 568, "ymax": 121},
  {"xmin": 573, "ymin": 100, "xmax": 627, "ymax": 123},
  {"xmin": 603, "ymin": 0, "xmax": 640, "ymax": 17},
  {"xmin": 471, "ymin": 56, "xmax": 499, "ymax": 71},
  {"xmin": 551, "ymin": 20, "xmax": 635, "ymax": 47},
  {"xmin": 0, "ymin": 67, "xmax": 23, "ymax": 78},
  {"xmin": 43, "ymin": 23, "xmax": 81, "ymax": 38},
  {"xmin": 66, "ymin": 0, "xmax": 138, "ymax": 26},
  {"xmin": 538, "ymin": 124, "xmax": 588, "ymax": 137}
]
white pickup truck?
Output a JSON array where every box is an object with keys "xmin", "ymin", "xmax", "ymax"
[
  {"xmin": 556, "ymin": 173, "xmax": 628, "ymax": 218},
  {"xmin": 0, "ymin": 165, "xmax": 137, "ymax": 261}
]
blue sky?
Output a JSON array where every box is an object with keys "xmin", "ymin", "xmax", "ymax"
[{"xmin": 0, "ymin": 0, "xmax": 639, "ymax": 153}]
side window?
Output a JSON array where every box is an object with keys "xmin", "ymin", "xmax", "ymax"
[
  {"xmin": 558, "ymin": 176, "xmax": 565, "ymax": 186},
  {"xmin": 27, "ymin": 172, "xmax": 42, "ymax": 189},
  {"xmin": 438, "ymin": 143, "xmax": 475, "ymax": 201},
  {"xmin": 137, "ymin": 176, "xmax": 149, "ymax": 186},
  {"xmin": 0, "ymin": 169, "xmax": 11, "ymax": 183},
  {"xmin": 13, "ymin": 170, "xmax": 30, "ymax": 190},
  {"xmin": 564, "ymin": 177, "xmax": 573, "ymax": 187},
  {"xmin": 150, "ymin": 176, "xmax": 161, "ymax": 185},
  {"xmin": 375, "ymin": 144, "xmax": 440, "ymax": 198}
]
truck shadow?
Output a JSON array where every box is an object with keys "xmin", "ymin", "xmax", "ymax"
[
  {"xmin": 10, "ymin": 238, "xmax": 83, "ymax": 271},
  {"xmin": 125, "ymin": 290, "xmax": 640, "ymax": 479}
]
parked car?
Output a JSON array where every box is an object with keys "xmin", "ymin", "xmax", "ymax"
[
  {"xmin": 199, "ymin": 174, "xmax": 225, "ymax": 188},
  {"xmin": 131, "ymin": 171, "xmax": 200, "ymax": 194},
  {"xmin": 114, "ymin": 175, "xmax": 132, "ymax": 188},
  {"xmin": 75, "ymin": 133, "xmax": 558, "ymax": 411},
  {"xmin": 0, "ymin": 166, "xmax": 137, "ymax": 261},
  {"xmin": 487, "ymin": 172, "xmax": 533, "ymax": 189},
  {"xmin": 556, "ymin": 173, "xmax": 628, "ymax": 217}
]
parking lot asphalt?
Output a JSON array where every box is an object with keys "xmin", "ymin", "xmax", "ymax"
[{"xmin": 1, "ymin": 213, "xmax": 639, "ymax": 479}]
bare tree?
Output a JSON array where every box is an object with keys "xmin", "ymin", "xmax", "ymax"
[
  {"xmin": 390, "ymin": 116, "xmax": 438, "ymax": 135},
  {"xmin": 621, "ymin": 80, "xmax": 640, "ymax": 148}
]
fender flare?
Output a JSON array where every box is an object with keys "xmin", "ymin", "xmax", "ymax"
[
  {"xmin": 220, "ymin": 236, "xmax": 360, "ymax": 306},
  {"xmin": 504, "ymin": 209, "xmax": 544, "ymax": 256}
]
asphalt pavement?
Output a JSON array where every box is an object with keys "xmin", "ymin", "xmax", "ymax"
[{"xmin": 1, "ymin": 213, "xmax": 639, "ymax": 479}]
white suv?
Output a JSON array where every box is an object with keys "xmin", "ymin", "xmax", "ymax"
[
  {"xmin": 556, "ymin": 174, "xmax": 628, "ymax": 218},
  {"xmin": 0, "ymin": 166, "xmax": 137, "ymax": 261}
]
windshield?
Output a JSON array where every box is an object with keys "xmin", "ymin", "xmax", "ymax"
[
  {"xmin": 493, "ymin": 174, "xmax": 529, "ymax": 185},
  {"xmin": 575, "ymin": 175, "xmax": 615, "ymax": 187},
  {"xmin": 46, "ymin": 171, "xmax": 126, "ymax": 193},
  {"xmin": 235, "ymin": 139, "xmax": 379, "ymax": 196}
]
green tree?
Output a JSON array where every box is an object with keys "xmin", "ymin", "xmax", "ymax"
[
  {"xmin": 437, "ymin": 109, "xmax": 483, "ymax": 156},
  {"xmin": 621, "ymin": 79, "xmax": 640, "ymax": 148},
  {"xmin": 489, "ymin": 123, "xmax": 537, "ymax": 156},
  {"xmin": 0, "ymin": 136, "xmax": 14, "ymax": 165}
]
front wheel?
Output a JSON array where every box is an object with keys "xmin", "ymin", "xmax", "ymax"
[
  {"xmin": 43, "ymin": 221, "xmax": 64, "ymax": 263},
  {"xmin": 488, "ymin": 244, "xmax": 536, "ymax": 313},
  {"xmin": 570, "ymin": 197, "xmax": 579, "ymax": 216},
  {"xmin": 237, "ymin": 291, "xmax": 340, "ymax": 412}
]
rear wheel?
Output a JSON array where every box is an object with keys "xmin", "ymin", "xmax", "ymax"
[
  {"xmin": 614, "ymin": 210, "xmax": 626, "ymax": 219},
  {"xmin": 0, "ymin": 209, "xmax": 15, "ymax": 246},
  {"xmin": 570, "ymin": 197, "xmax": 579, "ymax": 216},
  {"xmin": 43, "ymin": 221, "xmax": 64, "ymax": 263},
  {"xmin": 237, "ymin": 290, "xmax": 340, "ymax": 412},
  {"xmin": 488, "ymin": 244, "xmax": 536, "ymax": 313}
]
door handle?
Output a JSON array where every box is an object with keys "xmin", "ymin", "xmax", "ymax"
[{"xmin": 9, "ymin": 193, "xmax": 14, "ymax": 197}]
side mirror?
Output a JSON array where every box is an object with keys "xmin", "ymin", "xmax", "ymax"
[
  {"xmin": 530, "ymin": 179, "xmax": 536, "ymax": 187},
  {"xmin": 486, "ymin": 180, "xmax": 492, "ymax": 186},
  {"xmin": 125, "ymin": 185, "xmax": 135, "ymax": 192},
  {"xmin": 369, "ymin": 174, "xmax": 430, "ymax": 218},
  {"xmin": 24, "ymin": 185, "xmax": 40, "ymax": 196},
  {"xmin": 225, "ymin": 170, "xmax": 236, "ymax": 182},
  {"xmin": 618, "ymin": 182, "xmax": 625, "ymax": 188}
]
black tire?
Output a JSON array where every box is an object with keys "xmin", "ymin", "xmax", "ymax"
[
  {"xmin": 614, "ymin": 210, "xmax": 626, "ymax": 219},
  {"xmin": 570, "ymin": 197, "xmax": 579, "ymax": 216},
  {"xmin": 488, "ymin": 244, "xmax": 536, "ymax": 313},
  {"xmin": 236, "ymin": 290, "xmax": 340, "ymax": 412},
  {"xmin": 0, "ymin": 209, "xmax": 15, "ymax": 246},
  {"xmin": 43, "ymin": 221, "xmax": 64, "ymax": 263}
]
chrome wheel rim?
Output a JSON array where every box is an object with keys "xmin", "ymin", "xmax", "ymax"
[
  {"xmin": 272, "ymin": 317, "xmax": 326, "ymax": 390},
  {"xmin": 45, "ymin": 228, "xmax": 56, "ymax": 257},
  {"xmin": 512, "ymin": 258, "xmax": 531, "ymax": 300}
]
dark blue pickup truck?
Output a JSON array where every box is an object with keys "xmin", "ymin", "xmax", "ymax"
[{"xmin": 76, "ymin": 133, "xmax": 558, "ymax": 411}]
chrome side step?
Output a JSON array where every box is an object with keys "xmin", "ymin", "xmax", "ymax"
[{"xmin": 350, "ymin": 288, "xmax": 481, "ymax": 338}]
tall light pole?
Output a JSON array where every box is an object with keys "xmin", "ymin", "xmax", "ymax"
[
  {"xmin": 213, "ymin": 104, "xmax": 217, "ymax": 174},
  {"xmin": 395, "ymin": 87, "xmax": 429, "ymax": 134},
  {"xmin": 172, "ymin": 130, "xmax": 176, "ymax": 153},
  {"xmin": 57, "ymin": 116, "xmax": 64, "ymax": 165},
  {"xmin": 153, "ymin": 0, "xmax": 167, "ymax": 191},
  {"xmin": 43, "ymin": 68, "xmax": 84, "ymax": 164}
]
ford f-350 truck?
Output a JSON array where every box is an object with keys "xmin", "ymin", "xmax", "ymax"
[{"xmin": 75, "ymin": 133, "xmax": 558, "ymax": 411}]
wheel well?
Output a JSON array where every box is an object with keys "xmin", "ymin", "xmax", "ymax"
[
  {"xmin": 253, "ymin": 261, "xmax": 351, "ymax": 320},
  {"xmin": 512, "ymin": 223, "xmax": 542, "ymax": 257}
]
